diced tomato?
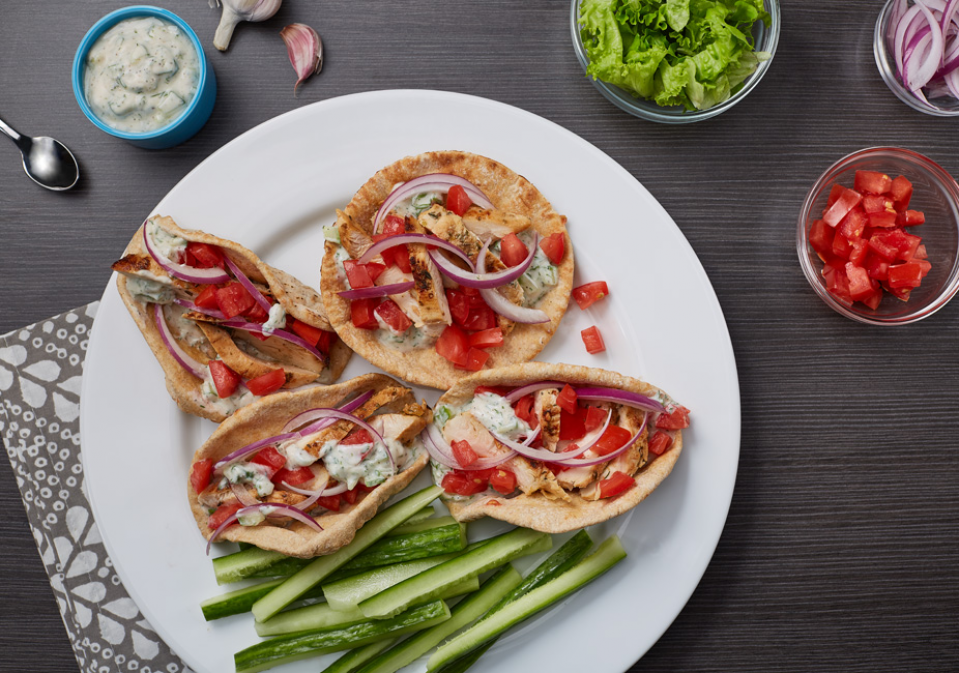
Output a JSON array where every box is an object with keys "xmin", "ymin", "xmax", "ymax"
[
  {"xmin": 460, "ymin": 348, "xmax": 490, "ymax": 372},
  {"xmin": 539, "ymin": 233, "xmax": 565, "ymax": 265},
  {"xmin": 460, "ymin": 300, "xmax": 496, "ymax": 332},
  {"xmin": 451, "ymin": 440, "xmax": 479, "ymax": 467},
  {"xmin": 839, "ymin": 208, "xmax": 868, "ymax": 240},
  {"xmin": 499, "ymin": 233, "xmax": 528, "ymax": 267},
  {"xmin": 514, "ymin": 395, "xmax": 535, "ymax": 425},
  {"xmin": 868, "ymin": 232, "xmax": 901, "ymax": 261},
  {"xmin": 247, "ymin": 369, "xmax": 286, "ymax": 396},
  {"xmin": 216, "ymin": 282, "xmax": 256, "ymax": 319},
  {"xmin": 447, "ymin": 289, "xmax": 470, "ymax": 326},
  {"xmin": 251, "ymin": 446, "xmax": 286, "ymax": 473},
  {"xmin": 350, "ymin": 298, "xmax": 380, "ymax": 330},
  {"xmin": 190, "ymin": 458, "xmax": 214, "ymax": 494},
  {"xmin": 592, "ymin": 425, "xmax": 633, "ymax": 456},
  {"xmin": 315, "ymin": 494, "xmax": 341, "ymax": 511},
  {"xmin": 557, "ymin": 384, "xmax": 578, "ymax": 415},
  {"xmin": 808, "ymin": 219, "xmax": 835, "ymax": 258},
  {"xmin": 823, "ymin": 187, "xmax": 863, "ymax": 227},
  {"xmin": 581, "ymin": 326, "xmax": 606, "ymax": 354},
  {"xmin": 902, "ymin": 210, "xmax": 925, "ymax": 226},
  {"xmin": 341, "ymin": 429, "xmax": 374, "ymax": 445},
  {"xmin": 474, "ymin": 385, "xmax": 510, "ymax": 397},
  {"xmin": 648, "ymin": 431, "xmax": 673, "ymax": 456},
  {"xmin": 469, "ymin": 328, "xmax": 504, "ymax": 349},
  {"xmin": 887, "ymin": 262, "xmax": 924, "ymax": 289},
  {"xmin": 383, "ymin": 214, "xmax": 406, "ymax": 235},
  {"xmin": 832, "ymin": 232, "xmax": 852, "ymax": 259},
  {"xmin": 868, "ymin": 211, "xmax": 898, "ymax": 228},
  {"xmin": 315, "ymin": 330, "xmax": 335, "ymax": 355},
  {"xmin": 290, "ymin": 319, "xmax": 324, "ymax": 347},
  {"xmin": 272, "ymin": 466, "xmax": 314, "ymax": 487},
  {"xmin": 854, "ymin": 170, "xmax": 892, "ymax": 195},
  {"xmin": 559, "ymin": 406, "xmax": 588, "ymax": 441},
  {"xmin": 656, "ymin": 405, "xmax": 691, "ymax": 430},
  {"xmin": 823, "ymin": 259, "xmax": 852, "ymax": 303},
  {"xmin": 195, "ymin": 285, "xmax": 220, "ymax": 309},
  {"xmin": 441, "ymin": 470, "xmax": 489, "ymax": 496},
  {"xmin": 208, "ymin": 502, "xmax": 243, "ymax": 531},
  {"xmin": 889, "ymin": 175, "xmax": 913, "ymax": 209},
  {"xmin": 208, "ymin": 360, "xmax": 242, "ymax": 398},
  {"xmin": 344, "ymin": 260, "xmax": 375, "ymax": 290},
  {"xmin": 245, "ymin": 300, "xmax": 270, "ymax": 324},
  {"xmin": 862, "ymin": 195, "xmax": 894, "ymax": 214},
  {"xmin": 584, "ymin": 406, "xmax": 607, "ymax": 432},
  {"xmin": 366, "ymin": 262, "xmax": 387, "ymax": 282},
  {"xmin": 826, "ymin": 183, "xmax": 845, "ymax": 207},
  {"xmin": 436, "ymin": 325, "xmax": 469, "ymax": 367},
  {"xmin": 597, "ymin": 471, "xmax": 635, "ymax": 499},
  {"xmin": 848, "ymin": 239, "xmax": 869, "ymax": 267},
  {"xmin": 883, "ymin": 282, "xmax": 912, "ymax": 301},
  {"xmin": 864, "ymin": 253, "xmax": 890, "ymax": 281},
  {"xmin": 344, "ymin": 487, "xmax": 360, "ymax": 505},
  {"xmin": 374, "ymin": 299, "xmax": 413, "ymax": 334},
  {"xmin": 915, "ymin": 259, "xmax": 932, "ymax": 278},
  {"xmin": 846, "ymin": 263, "xmax": 875, "ymax": 302},
  {"xmin": 446, "ymin": 185, "xmax": 472, "ymax": 216},
  {"xmin": 861, "ymin": 290, "xmax": 883, "ymax": 310},
  {"xmin": 489, "ymin": 469, "xmax": 517, "ymax": 495},
  {"xmin": 899, "ymin": 233, "xmax": 921, "ymax": 262},
  {"xmin": 572, "ymin": 281, "xmax": 610, "ymax": 310},
  {"xmin": 186, "ymin": 242, "xmax": 224, "ymax": 269}
]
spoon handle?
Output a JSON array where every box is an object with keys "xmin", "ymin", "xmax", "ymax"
[{"xmin": 0, "ymin": 115, "xmax": 27, "ymax": 150}]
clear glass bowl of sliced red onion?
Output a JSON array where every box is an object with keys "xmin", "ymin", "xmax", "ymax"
[{"xmin": 875, "ymin": 0, "xmax": 959, "ymax": 116}]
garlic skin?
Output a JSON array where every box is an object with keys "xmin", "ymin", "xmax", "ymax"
[
  {"xmin": 280, "ymin": 23, "xmax": 323, "ymax": 96},
  {"xmin": 209, "ymin": 0, "xmax": 282, "ymax": 52}
]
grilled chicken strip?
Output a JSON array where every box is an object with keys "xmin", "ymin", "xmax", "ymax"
[
  {"xmin": 461, "ymin": 206, "xmax": 532, "ymax": 239},
  {"xmin": 196, "ymin": 322, "xmax": 319, "ymax": 388},
  {"xmin": 579, "ymin": 406, "xmax": 650, "ymax": 501},
  {"xmin": 405, "ymin": 217, "xmax": 451, "ymax": 326},
  {"xmin": 534, "ymin": 388, "xmax": 562, "ymax": 452}
]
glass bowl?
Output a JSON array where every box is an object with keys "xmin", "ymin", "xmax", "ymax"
[
  {"xmin": 570, "ymin": 0, "xmax": 780, "ymax": 123},
  {"xmin": 874, "ymin": 0, "xmax": 959, "ymax": 117},
  {"xmin": 797, "ymin": 147, "xmax": 959, "ymax": 325},
  {"xmin": 72, "ymin": 5, "xmax": 217, "ymax": 149}
]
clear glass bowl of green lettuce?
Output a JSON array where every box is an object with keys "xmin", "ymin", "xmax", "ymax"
[{"xmin": 572, "ymin": 0, "xmax": 780, "ymax": 123}]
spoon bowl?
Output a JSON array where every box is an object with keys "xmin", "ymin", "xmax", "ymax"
[{"xmin": 0, "ymin": 116, "xmax": 80, "ymax": 191}]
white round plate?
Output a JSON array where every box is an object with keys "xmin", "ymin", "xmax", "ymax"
[{"xmin": 82, "ymin": 90, "xmax": 739, "ymax": 673}]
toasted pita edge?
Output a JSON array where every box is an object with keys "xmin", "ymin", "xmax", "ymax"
[
  {"xmin": 321, "ymin": 151, "xmax": 573, "ymax": 390},
  {"xmin": 435, "ymin": 362, "xmax": 683, "ymax": 533},
  {"xmin": 187, "ymin": 374, "xmax": 431, "ymax": 558}
]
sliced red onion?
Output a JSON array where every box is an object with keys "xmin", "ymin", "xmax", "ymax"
[
  {"xmin": 493, "ymin": 411, "xmax": 613, "ymax": 464},
  {"xmin": 947, "ymin": 66, "xmax": 959, "ymax": 96},
  {"xmin": 904, "ymin": 3, "xmax": 942, "ymax": 92},
  {"xmin": 282, "ymin": 390, "xmax": 374, "ymax": 434},
  {"xmin": 549, "ymin": 412, "xmax": 649, "ymax": 468},
  {"xmin": 574, "ymin": 387, "xmax": 666, "ymax": 413},
  {"xmin": 476, "ymin": 236, "xmax": 550, "ymax": 325},
  {"xmin": 206, "ymin": 503, "xmax": 324, "ymax": 555},
  {"xmin": 142, "ymin": 222, "xmax": 229, "ymax": 284},
  {"xmin": 214, "ymin": 432, "xmax": 299, "ymax": 473},
  {"xmin": 283, "ymin": 480, "xmax": 350, "ymax": 512},
  {"xmin": 422, "ymin": 423, "xmax": 515, "ymax": 471},
  {"xmin": 503, "ymin": 381, "xmax": 565, "ymax": 403},
  {"xmin": 153, "ymin": 304, "xmax": 206, "ymax": 379},
  {"xmin": 895, "ymin": 5, "xmax": 925, "ymax": 75},
  {"xmin": 223, "ymin": 256, "xmax": 273, "ymax": 314},
  {"xmin": 358, "ymin": 233, "xmax": 474, "ymax": 266},
  {"xmin": 219, "ymin": 320, "xmax": 327, "ymax": 364},
  {"xmin": 429, "ymin": 233, "xmax": 539, "ymax": 290},
  {"xmin": 338, "ymin": 281, "xmax": 414, "ymax": 300},
  {"xmin": 174, "ymin": 298, "xmax": 226, "ymax": 320},
  {"xmin": 373, "ymin": 174, "xmax": 494, "ymax": 234},
  {"xmin": 230, "ymin": 481, "xmax": 260, "ymax": 507},
  {"xmin": 279, "ymin": 409, "xmax": 394, "ymax": 475}
]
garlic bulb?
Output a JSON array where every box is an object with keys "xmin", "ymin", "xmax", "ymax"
[
  {"xmin": 280, "ymin": 24, "xmax": 323, "ymax": 96},
  {"xmin": 209, "ymin": 0, "xmax": 282, "ymax": 51}
]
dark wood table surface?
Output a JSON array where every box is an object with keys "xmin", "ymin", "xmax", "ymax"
[{"xmin": 2, "ymin": 1, "xmax": 957, "ymax": 671}]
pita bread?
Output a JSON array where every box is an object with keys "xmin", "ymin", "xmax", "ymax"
[
  {"xmin": 113, "ymin": 216, "xmax": 351, "ymax": 422},
  {"xmin": 435, "ymin": 363, "xmax": 684, "ymax": 533},
  {"xmin": 321, "ymin": 151, "xmax": 573, "ymax": 389},
  {"xmin": 188, "ymin": 374, "xmax": 430, "ymax": 558}
]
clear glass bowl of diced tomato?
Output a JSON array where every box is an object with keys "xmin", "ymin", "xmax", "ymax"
[{"xmin": 797, "ymin": 147, "xmax": 959, "ymax": 325}]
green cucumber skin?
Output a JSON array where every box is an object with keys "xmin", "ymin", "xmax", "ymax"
[
  {"xmin": 251, "ymin": 486, "xmax": 443, "ymax": 623},
  {"xmin": 389, "ymin": 516, "xmax": 457, "ymax": 536},
  {"xmin": 430, "ymin": 529, "xmax": 594, "ymax": 672},
  {"xmin": 215, "ymin": 506, "xmax": 436, "ymax": 585},
  {"xmin": 320, "ymin": 641, "xmax": 397, "ymax": 673},
  {"xmin": 201, "ymin": 580, "xmax": 326, "ymax": 621},
  {"xmin": 359, "ymin": 528, "xmax": 551, "ymax": 619},
  {"xmin": 235, "ymin": 600, "xmax": 451, "ymax": 673},
  {"xmin": 245, "ymin": 523, "xmax": 465, "ymax": 580},
  {"xmin": 426, "ymin": 536, "xmax": 627, "ymax": 671},
  {"xmin": 356, "ymin": 567, "xmax": 523, "ymax": 673},
  {"xmin": 258, "ymin": 577, "xmax": 477, "ymax": 638}
]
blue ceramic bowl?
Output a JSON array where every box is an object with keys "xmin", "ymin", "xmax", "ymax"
[{"xmin": 72, "ymin": 6, "xmax": 216, "ymax": 149}]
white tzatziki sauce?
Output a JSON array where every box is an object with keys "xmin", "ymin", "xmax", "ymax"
[{"xmin": 84, "ymin": 16, "xmax": 200, "ymax": 133}]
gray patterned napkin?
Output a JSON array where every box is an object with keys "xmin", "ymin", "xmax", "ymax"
[{"xmin": 1, "ymin": 302, "xmax": 192, "ymax": 673}]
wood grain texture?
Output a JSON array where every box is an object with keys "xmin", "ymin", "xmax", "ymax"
[{"xmin": 1, "ymin": 1, "xmax": 957, "ymax": 672}]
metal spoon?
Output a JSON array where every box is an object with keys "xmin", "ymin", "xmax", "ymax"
[{"xmin": 0, "ymin": 115, "xmax": 79, "ymax": 191}]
